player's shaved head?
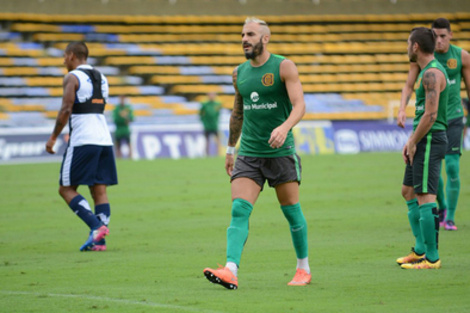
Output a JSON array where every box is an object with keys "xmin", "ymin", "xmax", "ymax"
[
  {"xmin": 65, "ymin": 41, "xmax": 88, "ymax": 60},
  {"xmin": 244, "ymin": 17, "xmax": 271, "ymax": 37}
]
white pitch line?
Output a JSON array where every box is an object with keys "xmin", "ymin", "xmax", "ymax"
[{"xmin": 0, "ymin": 290, "xmax": 223, "ymax": 313}]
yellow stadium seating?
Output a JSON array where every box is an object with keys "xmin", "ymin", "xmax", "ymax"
[{"xmin": 0, "ymin": 12, "xmax": 469, "ymax": 122}]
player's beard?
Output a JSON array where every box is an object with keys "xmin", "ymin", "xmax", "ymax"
[
  {"xmin": 408, "ymin": 51, "xmax": 417, "ymax": 63},
  {"xmin": 244, "ymin": 38, "xmax": 264, "ymax": 60}
]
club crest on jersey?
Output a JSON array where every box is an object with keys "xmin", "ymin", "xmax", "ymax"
[
  {"xmin": 447, "ymin": 58, "xmax": 457, "ymax": 69},
  {"xmin": 262, "ymin": 73, "xmax": 274, "ymax": 86}
]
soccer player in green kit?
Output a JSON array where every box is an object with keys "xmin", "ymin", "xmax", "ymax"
[
  {"xmin": 203, "ymin": 17, "xmax": 309, "ymax": 289},
  {"xmin": 397, "ymin": 27, "xmax": 449, "ymax": 269},
  {"xmin": 398, "ymin": 18, "xmax": 470, "ymax": 231}
]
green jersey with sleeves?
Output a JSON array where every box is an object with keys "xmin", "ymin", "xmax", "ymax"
[
  {"xmin": 236, "ymin": 54, "xmax": 296, "ymax": 157},
  {"xmin": 434, "ymin": 44, "xmax": 464, "ymax": 120},
  {"xmin": 413, "ymin": 59, "xmax": 449, "ymax": 132}
]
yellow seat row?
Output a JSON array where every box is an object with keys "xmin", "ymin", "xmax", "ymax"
[
  {"xmin": 303, "ymin": 111, "xmax": 387, "ymax": 120},
  {"xmin": 150, "ymin": 75, "xmax": 202, "ymax": 84},
  {"xmin": 128, "ymin": 64, "xmax": 411, "ymax": 77},
  {"xmin": 20, "ymin": 76, "xmax": 136, "ymax": 87},
  {"xmin": 297, "ymin": 63, "xmax": 410, "ymax": 74},
  {"xmin": 169, "ymin": 82, "xmax": 408, "ymax": 95},
  {"xmin": 1, "ymin": 12, "xmax": 468, "ymax": 24},
  {"xmin": 303, "ymin": 82, "xmax": 405, "ymax": 93},
  {"xmin": 171, "ymin": 85, "xmax": 225, "ymax": 94},
  {"xmin": 105, "ymin": 54, "xmax": 413, "ymax": 66},
  {"xmin": 299, "ymin": 73, "xmax": 408, "ymax": 84},
  {"xmin": 9, "ymin": 19, "xmax": 469, "ymax": 37}
]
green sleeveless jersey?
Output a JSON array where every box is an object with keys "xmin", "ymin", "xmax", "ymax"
[
  {"xmin": 434, "ymin": 44, "xmax": 464, "ymax": 120},
  {"xmin": 236, "ymin": 54, "xmax": 296, "ymax": 157},
  {"xmin": 413, "ymin": 59, "xmax": 449, "ymax": 132}
]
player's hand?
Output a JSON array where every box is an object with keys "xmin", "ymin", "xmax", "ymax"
[
  {"xmin": 397, "ymin": 110, "xmax": 407, "ymax": 128},
  {"xmin": 46, "ymin": 136, "xmax": 56, "ymax": 154},
  {"xmin": 402, "ymin": 140, "xmax": 416, "ymax": 165},
  {"xmin": 225, "ymin": 154, "xmax": 234, "ymax": 176},
  {"xmin": 269, "ymin": 126, "xmax": 288, "ymax": 149},
  {"xmin": 402, "ymin": 144, "xmax": 409, "ymax": 164}
]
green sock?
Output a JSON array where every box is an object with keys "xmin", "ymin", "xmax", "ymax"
[
  {"xmin": 419, "ymin": 202, "xmax": 439, "ymax": 262},
  {"xmin": 445, "ymin": 154, "xmax": 460, "ymax": 221},
  {"xmin": 406, "ymin": 199, "xmax": 425, "ymax": 254},
  {"xmin": 226, "ymin": 198, "xmax": 253, "ymax": 266},
  {"xmin": 436, "ymin": 175, "xmax": 447, "ymax": 211},
  {"xmin": 281, "ymin": 203, "xmax": 308, "ymax": 259}
]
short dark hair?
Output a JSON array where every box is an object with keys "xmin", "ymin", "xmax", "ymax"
[
  {"xmin": 432, "ymin": 18, "xmax": 451, "ymax": 32},
  {"xmin": 65, "ymin": 41, "xmax": 88, "ymax": 60},
  {"xmin": 410, "ymin": 27, "xmax": 435, "ymax": 54}
]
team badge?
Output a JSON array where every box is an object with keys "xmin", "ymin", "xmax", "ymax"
[
  {"xmin": 262, "ymin": 73, "xmax": 274, "ymax": 86},
  {"xmin": 447, "ymin": 58, "xmax": 457, "ymax": 69}
]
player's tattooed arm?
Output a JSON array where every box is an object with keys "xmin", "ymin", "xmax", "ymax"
[
  {"xmin": 407, "ymin": 69, "xmax": 443, "ymax": 149},
  {"xmin": 228, "ymin": 67, "xmax": 243, "ymax": 146},
  {"xmin": 423, "ymin": 70, "xmax": 439, "ymax": 123},
  {"xmin": 405, "ymin": 94, "xmax": 411, "ymax": 105}
]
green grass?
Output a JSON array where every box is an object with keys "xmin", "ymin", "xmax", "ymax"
[{"xmin": 1, "ymin": 153, "xmax": 469, "ymax": 313}]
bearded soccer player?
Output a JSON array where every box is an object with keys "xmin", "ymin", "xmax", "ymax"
[
  {"xmin": 398, "ymin": 18, "xmax": 470, "ymax": 231},
  {"xmin": 397, "ymin": 27, "xmax": 449, "ymax": 269},
  {"xmin": 203, "ymin": 17, "xmax": 310, "ymax": 289}
]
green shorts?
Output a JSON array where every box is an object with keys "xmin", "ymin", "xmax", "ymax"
[
  {"xmin": 445, "ymin": 117, "xmax": 464, "ymax": 155},
  {"xmin": 403, "ymin": 131, "xmax": 447, "ymax": 194},
  {"xmin": 231, "ymin": 154, "xmax": 302, "ymax": 190}
]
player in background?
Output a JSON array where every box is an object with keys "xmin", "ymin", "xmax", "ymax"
[
  {"xmin": 397, "ymin": 27, "xmax": 448, "ymax": 269},
  {"xmin": 203, "ymin": 17, "xmax": 310, "ymax": 289},
  {"xmin": 113, "ymin": 95, "xmax": 134, "ymax": 159},
  {"xmin": 46, "ymin": 42, "xmax": 117, "ymax": 251},
  {"xmin": 398, "ymin": 18, "xmax": 470, "ymax": 231},
  {"xmin": 199, "ymin": 92, "xmax": 222, "ymax": 156}
]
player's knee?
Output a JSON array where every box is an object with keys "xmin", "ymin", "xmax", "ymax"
[
  {"xmin": 231, "ymin": 198, "xmax": 253, "ymax": 219},
  {"xmin": 446, "ymin": 162, "xmax": 460, "ymax": 179},
  {"xmin": 90, "ymin": 185, "xmax": 107, "ymax": 202},
  {"xmin": 58, "ymin": 185, "xmax": 71, "ymax": 199},
  {"xmin": 401, "ymin": 185, "xmax": 414, "ymax": 200},
  {"xmin": 445, "ymin": 154, "xmax": 460, "ymax": 178}
]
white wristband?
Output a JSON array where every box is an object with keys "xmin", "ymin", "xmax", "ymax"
[{"xmin": 226, "ymin": 146, "xmax": 236, "ymax": 155}]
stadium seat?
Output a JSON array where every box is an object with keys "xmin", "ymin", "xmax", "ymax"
[{"xmin": 0, "ymin": 12, "xmax": 469, "ymax": 125}]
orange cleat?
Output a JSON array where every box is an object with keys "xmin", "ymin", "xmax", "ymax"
[
  {"xmin": 396, "ymin": 247, "xmax": 424, "ymax": 265},
  {"xmin": 288, "ymin": 269, "xmax": 311, "ymax": 286},
  {"xmin": 203, "ymin": 266, "xmax": 238, "ymax": 290},
  {"xmin": 401, "ymin": 258, "xmax": 441, "ymax": 269}
]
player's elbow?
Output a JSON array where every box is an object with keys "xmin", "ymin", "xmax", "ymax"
[{"xmin": 296, "ymin": 103, "xmax": 306, "ymax": 118}]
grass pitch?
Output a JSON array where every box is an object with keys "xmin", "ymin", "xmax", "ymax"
[{"xmin": 1, "ymin": 152, "xmax": 469, "ymax": 313}]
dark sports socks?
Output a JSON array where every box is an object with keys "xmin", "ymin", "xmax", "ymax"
[
  {"xmin": 95, "ymin": 203, "xmax": 111, "ymax": 226},
  {"xmin": 68, "ymin": 195, "xmax": 102, "ymax": 229}
]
